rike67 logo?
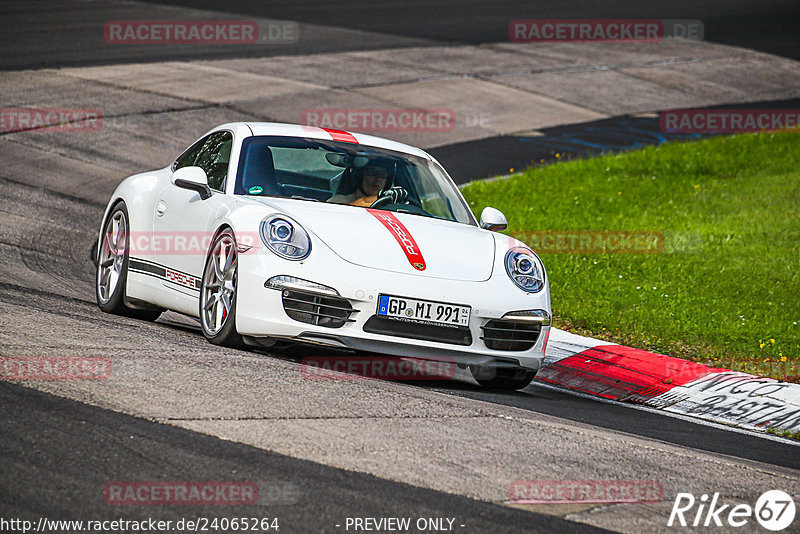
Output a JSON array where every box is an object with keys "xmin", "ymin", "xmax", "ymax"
[{"xmin": 669, "ymin": 490, "xmax": 795, "ymax": 531}]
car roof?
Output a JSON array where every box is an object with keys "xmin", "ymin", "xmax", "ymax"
[{"xmin": 211, "ymin": 122, "xmax": 432, "ymax": 159}]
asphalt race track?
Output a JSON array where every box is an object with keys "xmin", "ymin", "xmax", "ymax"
[
  {"xmin": 1, "ymin": 382, "xmax": 606, "ymax": 533},
  {"xmin": 1, "ymin": 1, "xmax": 799, "ymax": 533}
]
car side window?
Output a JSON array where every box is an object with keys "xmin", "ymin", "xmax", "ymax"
[
  {"xmin": 194, "ymin": 131, "xmax": 233, "ymax": 192},
  {"xmin": 173, "ymin": 136, "xmax": 208, "ymax": 171}
]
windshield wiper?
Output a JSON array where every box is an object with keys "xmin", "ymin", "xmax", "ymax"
[{"xmin": 291, "ymin": 195, "xmax": 320, "ymax": 202}]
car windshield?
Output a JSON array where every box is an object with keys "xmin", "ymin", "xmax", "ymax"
[{"xmin": 234, "ymin": 136, "xmax": 474, "ymax": 225}]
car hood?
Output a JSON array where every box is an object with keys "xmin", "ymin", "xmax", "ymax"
[{"xmin": 245, "ymin": 197, "xmax": 495, "ymax": 281}]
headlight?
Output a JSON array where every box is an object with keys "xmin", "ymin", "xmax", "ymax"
[
  {"xmin": 505, "ymin": 247, "xmax": 545, "ymax": 292},
  {"xmin": 260, "ymin": 215, "xmax": 311, "ymax": 260}
]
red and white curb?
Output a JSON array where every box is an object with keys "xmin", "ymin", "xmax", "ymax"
[{"xmin": 540, "ymin": 329, "xmax": 800, "ymax": 433}]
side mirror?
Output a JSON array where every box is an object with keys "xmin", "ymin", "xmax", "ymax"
[
  {"xmin": 171, "ymin": 166, "xmax": 212, "ymax": 200},
  {"xmin": 479, "ymin": 207, "xmax": 507, "ymax": 231}
]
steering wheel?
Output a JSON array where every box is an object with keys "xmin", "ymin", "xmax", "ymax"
[{"xmin": 369, "ymin": 187, "xmax": 423, "ymax": 209}]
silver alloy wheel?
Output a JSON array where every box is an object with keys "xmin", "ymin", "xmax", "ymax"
[
  {"xmin": 201, "ymin": 234, "xmax": 237, "ymax": 335},
  {"xmin": 97, "ymin": 210, "xmax": 127, "ymax": 304}
]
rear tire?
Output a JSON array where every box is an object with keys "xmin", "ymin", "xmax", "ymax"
[
  {"xmin": 470, "ymin": 365, "xmax": 536, "ymax": 391},
  {"xmin": 200, "ymin": 229, "xmax": 245, "ymax": 349},
  {"xmin": 95, "ymin": 202, "xmax": 161, "ymax": 321}
]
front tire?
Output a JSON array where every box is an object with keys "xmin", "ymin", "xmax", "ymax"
[
  {"xmin": 470, "ymin": 365, "xmax": 536, "ymax": 391},
  {"xmin": 95, "ymin": 202, "xmax": 161, "ymax": 321},
  {"xmin": 200, "ymin": 229, "xmax": 245, "ymax": 348}
]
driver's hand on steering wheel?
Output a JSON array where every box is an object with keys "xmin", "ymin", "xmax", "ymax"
[{"xmin": 380, "ymin": 186, "xmax": 408, "ymax": 204}]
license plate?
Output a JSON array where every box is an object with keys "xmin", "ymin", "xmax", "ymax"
[{"xmin": 377, "ymin": 295, "xmax": 470, "ymax": 327}]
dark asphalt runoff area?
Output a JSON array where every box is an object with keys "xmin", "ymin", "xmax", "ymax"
[
  {"xmin": 147, "ymin": 0, "xmax": 799, "ymax": 59},
  {"xmin": 2, "ymin": 0, "xmax": 798, "ymax": 69},
  {"xmin": 431, "ymin": 97, "xmax": 800, "ymax": 183}
]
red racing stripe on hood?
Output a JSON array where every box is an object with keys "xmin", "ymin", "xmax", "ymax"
[
  {"xmin": 322, "ymin": 128, "xmax": 358, "ymax": 143},
  {"xmin": 367, "ymin": 209, "xmax": 426, "ymax": 271}
]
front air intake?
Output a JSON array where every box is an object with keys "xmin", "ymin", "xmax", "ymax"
[
  {"xmin": 481, "ymin": 319, "xmax": 541, "ymax": 351},
  {"xmin": 281, "ymin": 289, "xmax": 356, "ymax": 328}
]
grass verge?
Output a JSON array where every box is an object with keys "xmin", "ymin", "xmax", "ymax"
[
  {"xmin": 461, "ymin": 132, "xmax": 800, "ymax": 381},
  {"xmin": 766, "ymin": 426, "xmax": 800, "ymax": 440}
]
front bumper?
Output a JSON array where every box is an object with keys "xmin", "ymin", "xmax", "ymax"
[{"xmin": 235, "ymin": 245, "xmax": 550, "ymax": 371}]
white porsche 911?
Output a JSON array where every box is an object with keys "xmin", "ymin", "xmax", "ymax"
[{"xmin": 95, "ymin": 122, "xmax": 551, "ymax": 390}]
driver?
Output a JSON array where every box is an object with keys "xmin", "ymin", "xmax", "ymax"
[{"xmin": 328, "ymin": 161, "xmax": 407, "ymax": 207}]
